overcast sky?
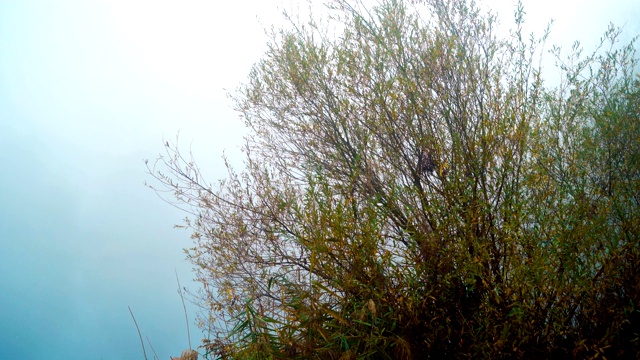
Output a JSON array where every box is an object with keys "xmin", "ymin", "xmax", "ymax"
[{"xmin": 0, "ymin": 1, "xmax": 637, "ymax": 359}]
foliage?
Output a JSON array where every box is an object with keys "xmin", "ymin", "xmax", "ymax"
[{"xmin": 147, "ymin": 0, "xmax": 640, "ymax": 358}]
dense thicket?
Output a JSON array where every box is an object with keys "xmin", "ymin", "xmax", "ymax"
[{"xmin": 148, "ymin": 0, "xmax": 640, "ymax": 358}]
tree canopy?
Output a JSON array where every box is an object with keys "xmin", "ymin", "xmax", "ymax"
[{"xmin": 148, "ymin": 0, "xmax": 640, "ymax": 358}]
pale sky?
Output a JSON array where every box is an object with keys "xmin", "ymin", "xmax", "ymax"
[{"xmin": 0, "ymin": 1, "xmax": 637, "ymax": 359}]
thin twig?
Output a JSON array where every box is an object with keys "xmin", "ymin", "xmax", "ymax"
[
  {"xmin": 128, "ymin": 305, "xmax": 148, "ymax": 360},
  {"xmin": 175, "ymin": 268, "xmax": 192, "ymax": 350},
  {"xmin": 146, "ymin": 336, "xmax": 160, "ymax": 360}
]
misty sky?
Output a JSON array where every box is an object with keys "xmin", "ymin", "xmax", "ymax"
[{"xmin": 0, "ymin": 1, "xmax": 638, "ymax": 359}]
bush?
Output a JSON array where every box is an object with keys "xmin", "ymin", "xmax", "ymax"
[{"xmin": 148, "ymin": 0, "xmax": 640, "ymax": 358}]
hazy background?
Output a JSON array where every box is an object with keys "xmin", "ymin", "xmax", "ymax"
[{"xmin": 0, "ymin": 0, "xmax": 637, "ymax": 359}]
